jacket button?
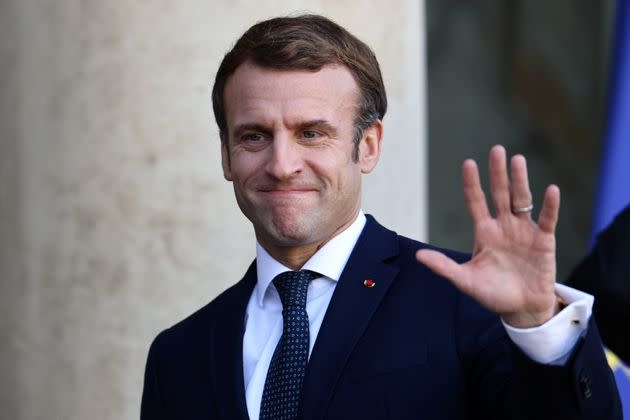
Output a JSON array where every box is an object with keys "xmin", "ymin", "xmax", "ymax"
[{"xmin": 579, "ymin": 371, "xmax": 592, "ymax": 399}]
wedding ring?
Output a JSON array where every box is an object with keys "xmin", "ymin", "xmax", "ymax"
[{"xmin": 512, "ymin": 203, "xmax": 534, "ymax": 214}]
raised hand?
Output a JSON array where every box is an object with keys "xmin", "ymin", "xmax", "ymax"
[{"xmin": 416, "ymin": 145, "xmax": 561, "ymax": 328}]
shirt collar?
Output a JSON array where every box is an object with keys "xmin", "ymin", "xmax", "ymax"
[{"xmin": 254, "ymin": 211, "xmax": 367, "ymax": 307}]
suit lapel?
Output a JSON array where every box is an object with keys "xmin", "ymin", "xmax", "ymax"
[
  {"xmin": 300, "ymin": 216, "xmax": 400, "ymax": 420},
  {"xmin": 211, "ymin": 261, "xmax": 256, "ymax": 420}
]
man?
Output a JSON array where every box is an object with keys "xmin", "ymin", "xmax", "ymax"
[
  {"xmin": 567, "ymin": 204, "xmax": 630, "ymax": 364},
  {"xmin": 141, "ymin": 15, "xmax": 621, "ymax": 419}
]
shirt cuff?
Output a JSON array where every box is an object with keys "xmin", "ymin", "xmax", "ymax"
[{"xmin": 502, "ymin": 283, "xmax": 593, "ymax": 365}]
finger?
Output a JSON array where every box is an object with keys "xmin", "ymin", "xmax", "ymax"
[
  {"xmin": 509, "ymin": 154, "xmax": 533, "ymax": 219},
  {"xmin": 416, "ymin": 249, "xmax": 472, "ymax": 294},
  {"xmin": 488, "ymin": 145, "xmax": 511, "ymax": 215},
  {"xmin": 537, "ymin": 184, "xmax": 560, "ymax": 233},
  {"xmin": 462, "ymin": 159, "xmax": 491, "ymax": 224}
]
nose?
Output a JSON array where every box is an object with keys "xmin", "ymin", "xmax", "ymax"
[{"xmin": 265, "ymin": 134, "xmax": 303, "ymax": 180}]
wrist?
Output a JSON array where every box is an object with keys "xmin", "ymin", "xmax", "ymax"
[{"xmin": 501, "ymin": 294, "xmax": 566, "ymax": 329}]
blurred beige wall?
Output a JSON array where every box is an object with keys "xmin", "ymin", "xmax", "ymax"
[{"xmin": 0, "ymin": 1, "xmax": 425, "ymax": 419}]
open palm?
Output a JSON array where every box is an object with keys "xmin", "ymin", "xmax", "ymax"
[{"xmin": 416, "ymin": 145, "xmax": 560, "ymax": 328}]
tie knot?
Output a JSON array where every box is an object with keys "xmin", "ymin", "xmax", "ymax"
[{"xmin": 272, "ymin": 270, "xmax": 318, "ymax": 308}]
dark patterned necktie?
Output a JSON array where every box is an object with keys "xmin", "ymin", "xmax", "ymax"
[{"xmin": 259, "ymin": 270, "xmax": 318, "ymax": 420}]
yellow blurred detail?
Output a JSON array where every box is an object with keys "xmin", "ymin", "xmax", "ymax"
[
  {"xmin": 606, "ymin": 349, "xmax": 630, "ymax": 377},
  {"xmin": 607, "ymin": 349, "xmax": 620, "ymax": 369}
]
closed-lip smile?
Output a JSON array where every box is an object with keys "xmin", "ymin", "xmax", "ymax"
[{"xmin": 259, "ymin": 188, "xmax": 317, "ymax": 195}]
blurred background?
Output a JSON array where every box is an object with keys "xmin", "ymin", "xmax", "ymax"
[
  {"xmin": 0, "ymin": 1, "xmax": 624, "ymax": 419},
  {"xmin": 427, "ymin": 0, "xmax": 613, "ymax": 274}
]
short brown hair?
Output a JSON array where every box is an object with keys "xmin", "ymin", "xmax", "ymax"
[{"xmin": 211, "ymin": 14, "xmax": 387, "ymax": 159}]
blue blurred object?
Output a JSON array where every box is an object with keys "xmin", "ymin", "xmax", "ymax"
[
  {"xmin": 592, "ymin": 0, "xmax": 630, "ymax": 241},
  {"xmin": 592, "ymin": 0, "xmax": 630, "ymax": 417}
]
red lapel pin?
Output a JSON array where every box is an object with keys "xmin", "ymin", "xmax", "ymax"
[{"xmin": 363, "ymin": 279, "xmax": 376, "ymax": 288}]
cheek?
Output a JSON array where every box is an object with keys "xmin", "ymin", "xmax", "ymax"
[
  {"xmin": 311, "ymin": 147, "xmax": 357, "ymax": 179},
  {"xmin": 229, "ymin": 154, "xmax": 263, "ymax": 182},
  {"xmin": 337, "ymin": 163, "xmax": 363, "ymax": 199},
  {"xmin": 318, "ymin": 164, "xmax": 362, "ymax": 197}
]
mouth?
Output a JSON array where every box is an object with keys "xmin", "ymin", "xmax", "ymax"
[
  {"xmin": 255, "ymin": 185, "xmax": 319, "ymax": 201},
  {"xmin": 258, "ymin": 189, "xmax": 317, "ymax": 196}
]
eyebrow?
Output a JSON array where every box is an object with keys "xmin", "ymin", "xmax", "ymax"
[
  {"xmin": 297, "ymin": 119, "xmax": 338, "ymax": 136},
  {"xmin": 232, "ymin": 123, "xmax": 271, "ymax": 137},
  {"xmin": 232, "ymin": 119, "xmax": 339, "ymax": 138}
]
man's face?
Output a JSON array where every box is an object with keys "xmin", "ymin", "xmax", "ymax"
[{"xmin": 221, "ymin": 61, "xmax": 381, "ymax": 253}]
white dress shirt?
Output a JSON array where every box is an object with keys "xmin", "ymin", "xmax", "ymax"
[{"xmin": 242, "ymin": 211, "xmax": 593, "ymax": 420}]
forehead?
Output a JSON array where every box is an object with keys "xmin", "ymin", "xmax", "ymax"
[{"xmin": 223, "ymin": 61, "xmax": 359, "ymax": 127}]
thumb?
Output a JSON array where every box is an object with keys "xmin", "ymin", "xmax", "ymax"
[{"xmin": 415, "ymin": 249, "xmax": 470, "ymax": 293}]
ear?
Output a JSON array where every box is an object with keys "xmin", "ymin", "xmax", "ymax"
[
  {"xmin": 220, "ymin": 135, "xmax": 233, "ymax": 181},
  {"xmin": 358, "ymin": 120, "xmax": 383, "ymax": 174}
]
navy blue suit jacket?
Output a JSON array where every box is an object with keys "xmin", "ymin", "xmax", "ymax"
[{"xmin": 141, "ymin": 215, "xmax": 621, "ymax": 419}]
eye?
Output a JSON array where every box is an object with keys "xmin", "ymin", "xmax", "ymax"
[
  {"xmin": 302, "ymin": 130, "xmax": 321, "ymax": 139},
  {"xmin": 242, "ymin": 133, "xmax": 265, "ymax": 142}
]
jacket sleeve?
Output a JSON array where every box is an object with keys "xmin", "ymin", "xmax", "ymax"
[
  {"xmin": 456, "ymin": 291, "xmax": 622, "ymax": 419},
  {"xmin": 510, "ymin": 316, "xmax": 622, "ymax": 419}
]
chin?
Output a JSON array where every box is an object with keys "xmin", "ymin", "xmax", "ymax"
[
  {"xmin": 265, "ymin": 217, "xmax": 320, "ymax": 247},
  {"xmin": 270, "ymin": 225, "xmax": 313, "ymax": 246}
]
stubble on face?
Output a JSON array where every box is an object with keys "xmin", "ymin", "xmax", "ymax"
[{"xmin": 222, "ymin": 62, "xmax": 366, "ymax": 268}]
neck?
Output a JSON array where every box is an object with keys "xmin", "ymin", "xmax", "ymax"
[{"xmin": 266, "ymin": 244, "xmax": 320, "ymax": 271}]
